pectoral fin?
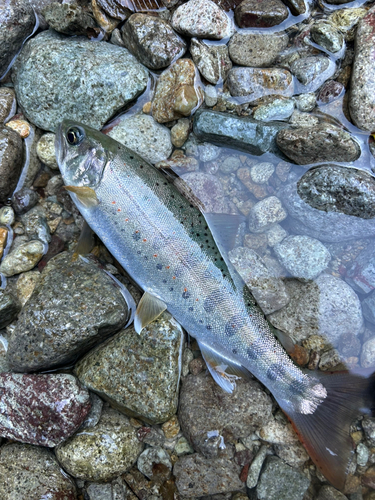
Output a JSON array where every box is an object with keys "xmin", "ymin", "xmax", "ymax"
[
  {"xmin": 198, "ymin": 341, "xmax": 252, "ymax": 394},
  {"xmin": 72, "ymin": 221, "xmax": 95, "ymax": 261},
  {"xmin": 134, "ymin": 292, "xmax": 167, "ymax": 334},
  {"xmin": 65, "ymin": 186, "xmax": 99, "ymax": 208}
]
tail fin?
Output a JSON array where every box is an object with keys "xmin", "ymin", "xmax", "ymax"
[{"xmin": 280, "ymin": 369, "xmax": 375, "ymax": 491}]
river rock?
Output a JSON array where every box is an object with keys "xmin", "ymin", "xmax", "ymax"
[
  {"xmin": 229, "ymin": 246, "xmax": 289, "ymax": 314},
  {"xmin": 235, "ymin": 0, "xmax": 288, "ymax": 28},
  {"xmin": 42, "ymin": 2, "xmax": 98, "ymax": 36},
  {"xmin": 171, "ymin": 0, "xmax": 230, "ymax": 40},
  {"xmin": 152, "ymin": 59, "xmax": 201, "ymax": 123},
  {"xmin": 256, "ymin": 456, "xmax": 310, "ymax": 500},
  {"xmin": 345, "ymin": 244, "xmax": 375, "ymax": 294},
  {"xmin": 0, "ymin": 126, "xmax": 23, "ymax": 203},
  {"xmin": 0, "ymin": 373, "xmax": 90, "ymax": 446},
  {"xmin": 349, "ymin": 6, "xmax": 375, "ymax": 131},
  {"xmin": 179, "ymin": 372, "xmax": 272, "ymax": 457},
  {"xmin": 0, "ymin": 239, "xmax": 44, "ymax": 277},
  {"xmin": 273, "ymin": 235, "xmax": 331, "ymax": 280},
  {"xmin": 107, "ymin": 114, "xmax": 172, "ymax": 164},
  {"xmin": 0, "ymin": 87, "xmax": 16, "ymax": 123},
  {"xmin": 253, "ymin": 97, "xmax": 294, "ymax": 122},
  {"xmin": 279, "ymin": 182, "xmax": 375, "ymax": 242},
  {"xmin": 228, "ymin": 32, "xmax": 289, "ymax": 67},
  {"xmin": 137, "ymin": 447, "xmax": 172, "ymax": 479},
  {"xmin": 121, "ymin": 14, "xmax": 186, "ymax": 70},
  {"xmin": 190, "ymin": 39, "xmax": 232, "ymax": 85},
  {"xmin": 297, "ymin": 165, "xmax": 375, "ymax": 219},
  {"xmin": 75, "ymin": 312, "xmax": 183, "ymax": 424},
  {"xmin": 55, "ymin": 406, "xmax": 143, "ymax": 482},
  {"xmin": 0, "ymin": 443, "xmax": 77, "ymax": 499},
  {"xmin": 6, "ymin": 251, "xmax": 128, "ymax": 372},
  {"xmin": 311, "ymin": 21, "xmax": 344, "ymax": 53},
  {"xmin": 12, "ymin": 187, "xmax": 40, "ymax": 215},
  {"xmin": 96, "ymin": 0, "xmax": 132, "ymax": 20},
  {"xmin": 12, "ymin": 30, "xmax": 148, "ymax": 132},
  {"xmin": 291, "ymin": 56, "xmax": 336, "ymax": 92},
  {"xmin": 227, "ymin": 67, "xmax": 293, "ymax": 101},
  {"xmin": 248, "ymin": 196, "xmax": 287, "ymax": 232},
  {"xmin": 0, "ymin": 0, "xmax": 36, "ymax": 78},
  {"xmin": 193, "ymin": 109, "xmax": 288, "ymax": 157},
  {"xmin": 363, "ymin": 291, "xmax": 375, "ymax": 325},
  {"xmin": 276, "ymin": 124, "xmax": 360, "ymax": 165},
  {"xmin": 36, "ymin": 132, "xmax": 59, "ymax": 169},
  {"xmin": 268, "ymin": 274, "xmax": 363, "ymax": 346},
  {"xmin": 174, "ymin": 454, "xmax": 243, "ymax": 496},
  {"xmin": 0, "ymin": 289, "xmax": 20, "ymax": 329},
  {"xmin": 281, "ymin": 0, "xmax": 306, "ymax": 15}
]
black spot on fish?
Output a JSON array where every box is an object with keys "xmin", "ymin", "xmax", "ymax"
[
  {"xmin": 133, "ymin": 232, "xmax": 141, "ymax": 241},
  {"xmin": 137, "ymin": 251, "xmax": 141, "ymax": 255},
  {"xmin": 203, "ymin": 290, "xmax": 225, "ymax": 313},
  {"xmin": 156, "ymin": 264, "xmax": 162, "ymax": 270},
  {"xmin": 130, "ymin": 156, "xmax": 134, "ymax": 159},
  {"xmin": 246, "ymin": 347, "xmax": 259, "ymax": 360},
  {"xmin": 206, "ymin": 325, "xmax": 212, "ymax": 330},
  {"xmin": 144, "ymin": 256, "xmax": 148, "ymax": 260},
  {"xmin": 188, "ymin": 307, "xmax": 193, "ymax": 311},
  {"xmin": 170, "ymin": 287, "xmax": 174, "ymax": 291},
  {"xmin": 266, "ymin": 363, "xmax": 286, "ymax": 382},
  {"xmin": 163, "ymin": 279, "xmax": 167, "ymax": 283},
  {"xmin": 225, "ymin": 315, "xmax": 246, "ymax": 337},
  {"xmin": 232, "ymin": 348, "xmax": 238, "ymax": 355},
  {"xmin": 290, "ymin": 379, "xmax": 306, "ymax": 397},
  {"xmin": 182, "ymin": 291, "xmax": 190, "ymax": 299},
  {"xmin": 199, "ymin": 319, "xmax": 203, "ymax": 324}
]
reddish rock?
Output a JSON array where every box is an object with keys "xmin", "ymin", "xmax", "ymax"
[
  {"xmin": 0, "ymin": 373, "xmax": 91, "ymax": 447},
  {"xmin": 235, "ymin": 0, "xmax": 288, "ymax": 28}
]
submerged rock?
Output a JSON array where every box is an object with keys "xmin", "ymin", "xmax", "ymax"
[
  {"xmin": 345, "ymin": 244, "xmax": 375, "ymax": 294},
  {"xmin": 0, "ymin": 289, "xmax": 21, "ymax": 329},
  {"xmin": 234, "ymin": 0, "xmax": 288, "ymax": 28},
  {"xmin": 190, "ymin": 39, "xmax": 232, "ymax": 85},
  {"xmin": 0, "ymin": 126, "xmax": 23, "ymax": 204},
  {"xmin": 228, "ymin": 32, "xmax": 289, "ymax": 68},
  {"xmin": 6, "ymin": 251, "xmax": 128, "ymax": 372},
  {"xmin": 227, "ymin": 67, "xmax": 293, "ymax": 101},
  {"xmin": 0, "ymin": 87, "xmax": 16, "ymax": 123},
  {"xmin": 12, "ymin": 30, "xmax": 148, "ymax": 132},
  {"xmin": 42, "ymin": 2, "xmax": 98, "ymax": 36},
  {"xmin": 0, "ymin": 240, "xmax": 44, "ymax": 277}
]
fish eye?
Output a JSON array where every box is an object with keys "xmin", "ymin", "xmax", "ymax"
[{"xmin": 66, "ymin": 127, "xmax": 85, "ymax": 146}]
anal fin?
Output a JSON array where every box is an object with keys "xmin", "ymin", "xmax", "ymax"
[
  {"xmin": 198, "ymin": 341, "xmax": 251, "ymax": 394},
  {"xmin": 134, "ymin": 292, "xmax": 167, "ymax": 334}
]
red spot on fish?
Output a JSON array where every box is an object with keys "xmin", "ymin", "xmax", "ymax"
[
  {"xmin": 153, "ymin": 254, "xmax": 157, "ymax": 257},
  {"xmin": 172, "ymin": 276, "xmax": 176, "ymax": 280},
  {"xmin": 125, "ymin": 218, "xmax": 129, "ymax": 222},
  {"xmin": 196, "ymin": 299, "xmax": 199, "ymax": 301},
  {"xmin": 117, "ymin": 208, "xmax": 121, "ymax": 212},
  {"xmin": 184, "ymin": 288, "xmax": 187, "ymax": 292},
  {"xmin": 166, "ymin": 266, "xmax": 170, "ymax": 269},
  {"xmin": 143, "ymin": 239, "xmax": 147, "ymax": 242},
  {"xmin": 112, "ymin": 201, "xmax": 116, "ymax": 204},
  {"xmin": 135, "ymin": 230, "xmax": 139, "ymax": 233}
]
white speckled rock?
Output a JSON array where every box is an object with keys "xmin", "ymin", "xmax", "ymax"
[
  {"xmin": 360, "ymin": 337, "xmax": 375, "ymax": 368},
  {"xmin": 0, "ymin": 240, "xmax": 44, "ymax": 277},
  {"xmin": 36, "ymin": 133, "xmax": 58, "ymax": 170},
  {"xmin": 248, "ymin": 196, "xmax": 287, "ymax": 233}
]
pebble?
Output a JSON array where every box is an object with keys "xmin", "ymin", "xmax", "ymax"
[
  {"xmin": 256, "ymin": 456, "xmax": 310, "ymax": 500},
  {"xmin": 253, "ymin": 97, "xmax": 295, "ymax": 122},
  {"xmin": 248, "ymin": 196, "xmax": 287, "ymax": 232},
  {"xmin": 360, "ymin": 337, "xmax": 375, "ymax": 368},
  {"xmin": 294, "ymin": 92, "xmax": 316, "ymax": 112},
  {"xmin": 229, "ymin": 247, "xmax": 290, "ymax": 314},
  {"xmin": 227, "ymin": 67, "xmax": 293, "ymax": 101},
  {"xmin": 329, "ymin": 7, "xmax": 367, "ymax": 38},
  {"xmin": 137, "ymin": 447, "xmax": 172, "ymax": 479},
  {"xmin": 190, "ymin": 39, "xmax": 232, "ymax": 85},
  {"xmin": 290, "ymin": 56, "xmax": 335, "ymax": 92},
  {"xmin": 175, "ymin": 436, "xmax": 194, "ymax": 456},
  {"xmin": 362, "ymin": 417, "xmax": 375, "ymax": 447},
  {"xmin": 179, "ymin": 372, "xmax": 272, "ymax": 457},
  {"xmin": 36, "ymin": 132, "xmax": 59, "ymax": 170},
  {"xmin": 349, "ymin": 6, "xmax": 375, "ymax": 131},
  {"xmin": 363, "ymin": 292, "xmax": 375, "ymax": 325},
  {"xmin": 246, "ymin": 444, "xmax": 268, "ymax": 487},
  {"xmin": 152, "ymin": 59, "xmax": 201, "ymax": 123},
  {"xmin": 316, "ymin": 485, "xmax": 349, "ymax": 500},
  {"xmin": 268, "ymin": 274, "xmax": 363, "ymax": 345},
  {"xmin": 0, "ymin": 205, "xmax": 15, "ymax": 225},
  {"xmin": 162, "ymin": 415, "xmax": 181, "ymax": 439},
  {"xmin": 319, "ymin": 348, "xmax": 345, "ymax": 371},
  {"xmin": 91, "ymin": 0, "xmax": 120, "ymax": 33},
  {"xmin": 79, "ymin": 392, "xmax": 104, "ymax": 430},
  {"xmin": 0, "ymin": 87, "xmax": 16, "ymax": 123},
  {"xmin": 250, "ymin": 162, "xmax": 275, "ymax": 184},
  {"xmin": 266, "ymin": 223, "xmax": 287, "ymax": 247},
  {"xmin": 171, "ymin": 0, "xmax": 230, "ymax": 40},
  {"xmin": 96, "ymin": 0, "xmax": 132, "ymax": 21},
  {"xmin": 276, "ymin": 124, "xmax": 360, "ymax": 165},
  {"xmin": 75, "ymin": 313, "xmax": 183, "ymax": 424},
  {"xmin": 85, "ymin": 478, "xmax": 127, "ymax": 500},
  {"xmin": 282, "ymin": 0, "xmax": 306, "ymax": 15},
  {"xmin": 235, "ymin": 0, "xmax": 288, "ymax": 28},
  {"xmin": 0, "ymin": 126, "xmax": 23, "ymax": 203},
  {"xmin": 357, "ymin": 442, "xmax": 369, "ymax": 467},
  {"xmin": 273, "ymin": 235, "xmax": 331, "ymax": 280},
  {"xmin": 5, "ymin": 117, "xmax": 30, "ymax": 139},
  {"xmin": 0, "ymin": 0, "xmax": 36, "ymax": 78},
  {"xmin": 174, "ymin": 454, "xmax": 243, "ymax": 496},
  {"xmin": 0, "ymin": 373, "xmax": 90, "ymax": 446},
  {"xmin": 204, "ymin": 85, "xmax": 218, "ymax": 107},
  {"xmin": 228, "ymin": 32, "xmax": 289, "ymax": 67},
  {"xmin": 193, "ymin": 109, "xmax": 288, "ymax": 156},
  {"xmin": 11, "ymin": 187, "xmax": 40, "ymax": 215},
  {"xmin": 21, "ymin": 206, "xmax": 51, "ymax": 244},
  {"xmin": 121, "ymin": 14, "xmax": 186, "ymax": 70},
  {"xmin": 0, "ymin": 289, "xmax": 20, "ymax": 329},
  {"xmin": 0, "ymin": 239, "xmax": 44, "ymax": 277},
  {"xmin": 345, "ymin": 245, "xmax": 375, "ymax": 294},
  {"xmin": 6, "ymin": 251, "xmax": 128, "ymax": 372},
  {"xmin": 12, "ymin": 30, "xmax": 148, "ymax": 132},
  {"xmin": 0, "ymin": 228, "xmax": 8, "ymax": 260},
  {"xmin": 311, "ymin": 21, "xmax": 344, "ymax": 53},
  {"xmin": 42, "ymin": 2, "xmax": 98, "ymax": 36},
  {"xmin": 0, "ymin": 443, "xmax": 77, "ymax": 499},
  {"xmin": 318, "ymin": 80, "xmax": 345, "ymax": 104},
  {"xmin": 171, "ymin": 118, "xmax": 190, "ymax": 147},
  {"xmin": 107, "ymin": 114, "xmax": 172, "ymax": 164},
  {"xmin": 55, "ymin": 406, "xmax": 143, "ymax": 481}
]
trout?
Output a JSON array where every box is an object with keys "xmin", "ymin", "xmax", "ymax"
[{"xmin": 56, "ymin": 120, "xmax": 374, "ymax": 490}]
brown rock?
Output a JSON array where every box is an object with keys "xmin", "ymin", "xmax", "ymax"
[
  {"xmin": 0, "ymin": 126, "xmax": 23, "ymax": 203},
  {"xmin": 235, "ymin": 0, "xmax": 288, "ymax": 28}
]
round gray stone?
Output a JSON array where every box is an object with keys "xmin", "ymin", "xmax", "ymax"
[
  {"xmin": 257, "ymin": 456, "xmax": 309, "ymax": 500},
  {"xmin": 228, "ymin": 32, "xmax": 289, "ymax": 68}
]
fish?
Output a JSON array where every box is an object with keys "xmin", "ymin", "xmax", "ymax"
[{"xmin": 55, "ymin": 119, "xmax": 374, "ymax": 491}]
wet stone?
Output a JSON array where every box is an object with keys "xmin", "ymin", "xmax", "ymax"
[
  {"xmin": 329, "ymin": 7, "xmax": 367, "ymax": 38},
  {"xmin": 319, "ymin": 348, "xmax": 345, "ymax": 371},
  {"xmin": 42, "ymin": 2, "xmax": 97, "ymax": 36},
  {"xmin": 91, "ymin": 0, "xmax": 120, "ymax": 33},
  {"xmin": 75, "ymin": 313, "xmax": 183, "ymax": 424},
  {"xmin": 0, "ymin": 87, "xmax": 16, "ymax": 123},
  {"xmin": 248, "ymin": 196, "xmax": 287, "ymax": 232},
  {"xmin": 349, "ymin": 6, "xmax": 375, "ymax": 131},
  {"xmin": 316, "ymin": 485, "xmax": 349, "ymax": 500},
  {"xmin": 0, "ymin": 239, "xmax": 44, "ymax": 277},
  {"xmin": 268, "ymin": 274, "xmax": 363, "ymax": 345},
  {"xmin": 0, "ymin": 126, "xmax": 23, "ymax": 204},
  {"xmin": 152, "ymin": 59, "xmax": 200, "ymax": 124},
  {"xmin": 253, "ymin": 97, "xmax": 294, "ymax": 122},
  {"xmin": 36, "ymin": 132, "xmax": 59, "ymax": 170},
  {"xmin": 228, "ymin": 32, "xmax": 289, "ymax": 68},
  {"xmin": 12, "ymin": 30, "xmax": 148, "ymax": 132},
  {"xmin": 0, "ymin": 289, "xmax": 21, "ymax": 329},
  {"xmin": 6, "ymin": 251, "xmax": 128, "ymax": 372},
  {"xmin": 137, "ymin": 426, "xmax": 165, "ymax": 447},
  {"xmin": 175, "ymin": 436, "xmax": 194, "ymax": 456},
  {"xmin": 290, "ymin": 56, "xmax": 335, "ymax": 92},
  {"xmin": 281, "ymin": 0, "xmax": 306, "ymax": 15},
  {"xmin": 294, "ymin": 92, "xmax": 316, "ymax": 112},
  {"xmin": 246, "ymin": 444, "xmax": 268, "ymax": 488},
  {"xmin": 229, "ymin": 247, "xmax": 290, "ymax": 314},
  {"xmin": 193, "ymin": 109, "xmax": 288, "ymax": 157},
  {"xmin": 96, "ymin": 0, "xmax": 132, "ymax": 21},
  {"xmin": 257, "ymin": 456, "xmax": 309, "ymax": 500},
  {"xmin": 363, "ymin": 291, "xmax": 375, "ymax": 325},
  {"xmin": 171, "ymin": 0, "xmax": 230, "ymax": 40},
  {"xmin": 0, "ymin": 373, "xmax": 90, "ymax": 446},
  {"xmin": 190, "ymin": 39, "xmax": 232, "ymax": 85},
  {"xmin": 121, "ymin": 14, "xmax": 186, "ymax": 70},
  {"xmin": 274, "ymin": 235, "xmax": 331, "ymax": 280},
  {"xmin": 318, "ymin": 80, "xmax": 344, "ymax": 104},
  {"xmin": 137, "ymin": 447, "xmax": 172, "ymax": 479},
  {"xmin": 362, "ymin": 417, "xmax": 375, "ymax": 447},
  {"xmin": 227, "ymin": 67, "xmax": 293, "ymax": 101},
  {"xmin": 311, "ymin": 21, "xmax": 344, "ymax": 53},
  {"xmin": 11, "ymin": 187, "xmax": 40, "ymax": 215},
  {"xmin": 276, "ymin": 124, "xmax": 360, "ymax": 165},
  {"xmin": 250, "ymin": 162, "xmax": 275, "ymax": 184},
  {"xmin": 0, "ymin": 443, "xmax": 77, "ymax": 500},
  {"xmin": 55, "ymin": 406, "xmax": 143, "ymax": 482},
  {"xmin": 0, "ymin": 205, "xmax": 15, "ymax": 226},
  {"xmin": 345, "ymin": 245, "xmax": 375, "ymax": 294},
  {"xmin": 360, "ymin": 337, "xmax": 375, "ymax": 368},
  {"xmin": 178, "ymin": 372, "xmax": 272, "ymax": 457},
  {"xmin": 162, "ymin": 415, "xmax": 181, "ymax": 439},
  {"xmin": 174, "ymin": 454, "xmax": 243, "ymax": 496},
  {"xmin": 107, "ymin": 114, "xmax": 172, "ymax": 164},
  {"xmin": 235, "ymin": 0, "xmax": 288, "ymax": 28},
  {"xmin": 21, "ymin": 206, "xmax": 51, "ymax": 244},
  {"xmin": 171, "ymin": 118, "xmax": 190, "ymax": 148}
]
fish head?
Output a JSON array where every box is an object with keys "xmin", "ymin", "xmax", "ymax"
[{"xmin": 55, "ymin": 120, "xmax": 108, "ymax": 189}]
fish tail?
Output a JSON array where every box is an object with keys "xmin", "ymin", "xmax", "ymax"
[{"xmin": 280, "ymin": 369, "xmax": 375, "ymax": 491}]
